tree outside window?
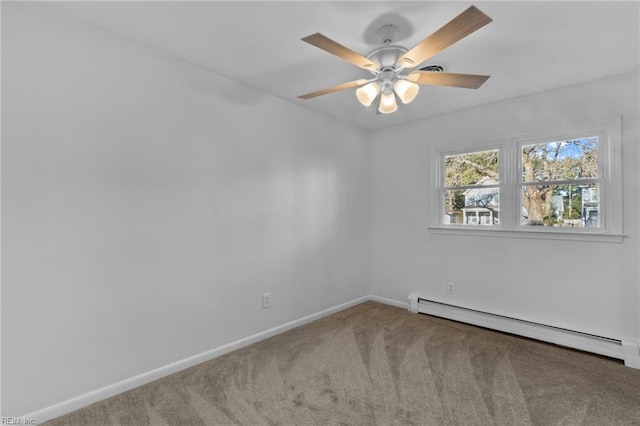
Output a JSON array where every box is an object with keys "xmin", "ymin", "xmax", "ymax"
[{"xmin": 520, "ymin": 137, "xmax": 599, "ymax": 228}]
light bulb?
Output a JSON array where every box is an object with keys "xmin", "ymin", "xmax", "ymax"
[
  {"xmin": 355, "ymin": 82, "xmax": 380, "ymax": 107},
  {"xmin": 394, "ymin": 79, "xmax": 420, "ymax": 104},
  {"xmin": 378, "ymin": 92, "xmax": 398, "ymax": 114}
]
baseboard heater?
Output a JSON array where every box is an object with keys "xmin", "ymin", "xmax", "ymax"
[{"xmin": 408, "ymin": 295, "xmax": 625, "ymax": 361}]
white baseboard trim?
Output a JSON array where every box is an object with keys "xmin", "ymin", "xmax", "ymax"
[
  {"xmin": 368, "ymin": 294, "xmax": 409, "ymax": 310},
  {"xmin": 409, "ymin": 295, "xmax": 639, "ymax": 368},
  {"xmin": 25, "ymin": 295, "xmax": 369, "ymax": 424}
]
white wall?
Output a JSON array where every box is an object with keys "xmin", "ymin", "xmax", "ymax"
[
  {"xmin": 1, "ymin": 3, "xmax": 370, "ymax": 415},
  {"xmin": 370, "ymin": 73, "xmax": 640, "ymax": 345}
]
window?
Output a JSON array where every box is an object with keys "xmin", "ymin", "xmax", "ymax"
[
  {"xmin": 519, "ymin": 136, "xmax": 600, "ymax": 228},
  {"xmin": 442, "ymin": 149, "xmax": 500, "ymax": 226},
  {"xmin": 431, "ymin": 117, "xmax": 623, "ymax": 242}
]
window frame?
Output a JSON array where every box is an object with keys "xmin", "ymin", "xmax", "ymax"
[
  {"xmin": 438, "ymin": 144, "xmax": 504, "ymax": 230},
  {"xmin": 429, "ymin": 116, "xmax": 623, "ymax": 242},
  {"xmin": 515, "ymin": 130, "xmax": 605, "ymax": 232}
]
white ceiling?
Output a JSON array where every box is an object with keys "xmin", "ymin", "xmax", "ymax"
[{"xmin": 35, "ymin": 1, "xmax": 639, "ymax": 130}]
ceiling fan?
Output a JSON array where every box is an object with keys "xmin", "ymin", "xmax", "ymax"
[{"xmin": 297, "ymin": 5, "xmax": 492, "ymax": 114}]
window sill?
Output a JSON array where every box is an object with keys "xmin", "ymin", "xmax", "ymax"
[{"xmin": 427, "ymin": 226, "xmax": 625, "ymax": 243}]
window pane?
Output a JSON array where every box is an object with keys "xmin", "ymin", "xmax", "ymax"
[
  {"xmin": 521, "ymin": 184, "xmax": 599, "ymax": 228},
  {"xmin": 444, "ymin": 189, "xmax": 499, "ymax": 225},
  {"xmin": 445, "ymin": 150, "xmax": 499, "ymax": 187},
  {"xmin": 522, "ymin": 137, "xmax": 598, "ymax": 182}
]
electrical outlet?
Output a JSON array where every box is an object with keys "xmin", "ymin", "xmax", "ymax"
[
  {"xmin": 447, "ymin": 282, "xmax": 455, "ymax": 294},
  {"xmin": 262, "ymin": 292, "xmax": 271, "ymax": 309}
]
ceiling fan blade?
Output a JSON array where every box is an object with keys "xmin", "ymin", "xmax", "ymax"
[
  {"xmin": 397, "ymin": 6, "xmax": 492, "ymax": 68},
  {"xmin": 408, "ymin": 71, "xmax": 490, "ymax": 89},
  {"xmin": 302, "ymin": 33, "xmax": 380, "ymax": 71},
  {"xmin": 298, "ymin": 79, "xmax": 367, "ymax": 100}
]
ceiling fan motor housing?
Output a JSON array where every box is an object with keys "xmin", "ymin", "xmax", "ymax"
[{"xmin": 366, "ymin": 45, "xmax": 408, "ymax": 71}]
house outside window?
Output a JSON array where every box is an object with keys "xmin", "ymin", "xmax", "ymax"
[
  {"xmin": 442, "ymin": 149, "xmax": 500, "ymax": 226},
  {"xmin": 462, "ymin": 178, "xmax": 499, "ymax": 225}
]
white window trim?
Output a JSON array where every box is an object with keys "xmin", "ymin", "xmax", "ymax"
[{"xmin": 429, "ymin": 116, "xmax": 624, "ymax": 243}]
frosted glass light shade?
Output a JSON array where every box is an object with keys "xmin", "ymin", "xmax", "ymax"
[
  {"xmin": 394, "ymin": 79, "xmax": 420, "ymax": 104},
  {"xmin": 355, "ymin": 82, "xmax": 380, "ymax": 107},
  {"xmin": 378, "ymin": 92, "xmax": 398, "ymax": 114}
]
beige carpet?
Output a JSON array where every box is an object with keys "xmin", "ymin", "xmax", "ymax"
[{"xmin": 43, "ymin": 301, "xmax": 640, "ymax": 425}]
